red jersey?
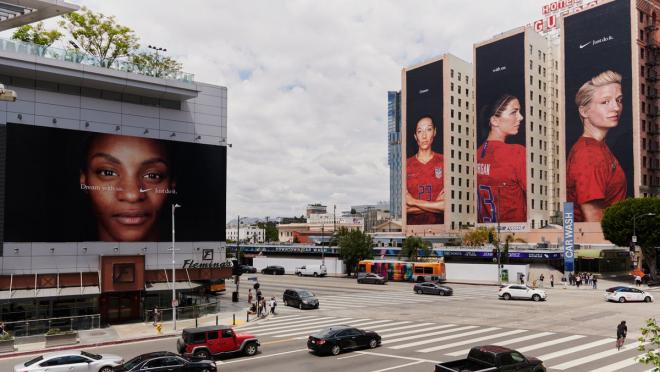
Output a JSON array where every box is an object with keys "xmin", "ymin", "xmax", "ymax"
[
  {"xmin": 567, "ymin": 136, "xmax": 626, "ymax": 222},
  {"xmin": 476, "ymin": 140, "xmax": 527, "ymax": 223},
  {"xmin": 406, "ymin": 152, "xmax": 444, "ymax": 225}
]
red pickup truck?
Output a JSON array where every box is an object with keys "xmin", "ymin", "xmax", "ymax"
[{"xmin": 177, "ymin": 325, "xmax": 260, "ymax": 358}]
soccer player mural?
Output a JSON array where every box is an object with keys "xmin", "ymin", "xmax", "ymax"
[
  {"xmin": 404, "ymin": 59, "xmax": 445, "ymax": 226},
  {"xmin": 475, "ymin": 32, "xmax": 527, "ymax": 225},
  {"xmin": 563, "ymin": 0, "xmax": 633, "ymax": 222}
]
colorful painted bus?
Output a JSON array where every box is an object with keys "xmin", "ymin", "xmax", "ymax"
[{"xmin": 357, "ymin": 259, "xmax": 446, "ymax": 282}]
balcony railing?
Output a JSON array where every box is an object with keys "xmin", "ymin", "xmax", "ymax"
[{"xmin": 0, "ymin": 37, "xmax": 194, "ymax": 84}]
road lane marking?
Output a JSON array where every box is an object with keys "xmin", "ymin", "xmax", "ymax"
[
  {"xmin": 239, "ymin": 315, "xmax": 320, "ymax": 329},
  {"xmin": 256, "ymin": 318, "xmax": 358, "ymax": 336},
  {"xmin": 417, "ymin": 329, "xmax": 527, "ymax": 353},
  {"xmin": 378, "ymin": 324, "xmax": 456, "ymax": 339},
  {"xmin": 219, "ymin": 348, "xmax": 308, "ymax": 364},
  {"xmin": 382, "ymin": 325, "xmax": 477, "ymax": 344},
  {"xmin": 273, "ymin": 319, "xmax": 393, "ymax": 338},
  {"xmin": 516, "ymin": 334, "xmax": 585, "ymax": 352},
  {"xmin": 388, "ymin": 327, "xmax": 500, "ymax": 349},
  {"xmin": 337, "ymin": 353, "xmax": 367, "ymax": 360},
  {"xmin": 355, "ymin": 350, "xmax": 441, "ymax": 364},
  {"xmin": 446, "ymin": 331, "xmax": 555, "ymax": 356},
  {"xmin": 550, "ymin": 342, "xmax": 647, "ymax": 370},
  {"xmin": 537, "ymin": 338, "xmax": 612, "ymax": 360},
  {"xmin": 589, "ymin": 355, "xmax": 644, "ymax": 372},
  {"xmin": 368, "ymin": 360, "xmax": 425, "ymax": 372}
]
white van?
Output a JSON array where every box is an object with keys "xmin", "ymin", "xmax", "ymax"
[{"xmin": 295, "ymin": 264, "xmax": 327, "ymax": 277}]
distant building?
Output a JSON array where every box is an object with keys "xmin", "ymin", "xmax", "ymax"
[
  {"xmin": 388, "ymin": 91, "xmax": 402, "ymax": 219},
  {"xmin": 277, "ymin": 214, "xmax": 364, "ymax": 243},
  {"xmin": 306, "ymin": 203, "xmax": 327, "ymax": 217},
  {"xmin": 226, "ymin": 225, "xmax": 265, "ymax": 243}
]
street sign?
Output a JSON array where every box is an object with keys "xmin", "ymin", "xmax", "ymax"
[
  {"xmin": 171, "ymin": 299, "xmax": 179, "ymax": 307},
  {"xmin": 632, "ymin": 235, "xmax": 637, "ymax": 243}
]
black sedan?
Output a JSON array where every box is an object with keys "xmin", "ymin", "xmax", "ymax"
[
  {"xmin": 413, "ymin": 282, "xmax": 453, "ymax": 296},
  {"xmin": 261, "ymin": 265, "xmax": 285, "ymax": 275},
  {"xmin": 112, "ymin": 351, "xmax": 216, "ymax": 372},
  {"xmin": 307, "ymin": 326, "xmax": 381, "ymax": 356},
  {"xmin": 241, "ymin": 265, "xmax": 257, "ymax": 274},
  {"xmin": 357, "ymin": 273, "xmax": 387, "ymax": 284}
]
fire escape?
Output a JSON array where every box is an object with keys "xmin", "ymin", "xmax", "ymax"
[{"xmin": 645, "ymin": 16, "xmax": 660, "ymax": 195}]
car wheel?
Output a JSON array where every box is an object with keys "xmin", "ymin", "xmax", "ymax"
[
  {"xmin": 99, "ymin": 367, "xmax": 113, "ymax": 372},
  {"xmin": 645, "ymin": 296, "xmax": 653, "ymax": 303},
  {"xmin": 532, "ymin": 294, "xmax": 541, "ymax": 302},
  {"xmin": 297, "ymin": 272, "xmax": 302, "ymax": 276},
  {"xmin": 331, "ymin": 344, "xmax": 341, "ymax": 355},
  {"xmin": 299, "ymin": 303, "xmax": 303, "ymax": 309},
  {"xmin": 369, "ymin": 338, "xmax": 378, "ymax": 348},
  {"xmin": 503, "ymin": 293, "xmax": 511, "ymax": 300},
  {"xmin": 194, "ymin": 349, "xmax": 210, "ymax": 359},
  {"xmin": 618, "ymin": 297, "xmax": 626, "ymax": 303},
  {"xmin": 244, "ymin": 342, "xmax": 258, "ymax": 356},
  {"xmin": 416, "ymin": 289, "xmax": 423, "ymax": 294},
  {"xmin": 314, "ymin": 272, "xmax": 318, "ymax": 277},
  {"xmin": 315, "ymin": 303, "xmax": 319, "ymax": 309}
]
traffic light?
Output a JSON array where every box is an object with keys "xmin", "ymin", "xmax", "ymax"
[{"xmin": 232, "ymin": 259, "xmax": 242, "ymax": 276}]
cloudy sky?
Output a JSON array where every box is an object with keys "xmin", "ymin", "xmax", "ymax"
[{"xmin": 4, "ymin": 0, "xmax": 551, "ymax": 219}]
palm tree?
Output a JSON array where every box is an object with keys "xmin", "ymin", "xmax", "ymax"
[
  {"xmin": 399, "ymin": 237, "xmax": 431, "ymax": 261},
  {"xmin": 502, "ymin": 234, "xmax": 527, "ymax": 264}
]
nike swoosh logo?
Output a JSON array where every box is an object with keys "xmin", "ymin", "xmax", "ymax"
[
  {"xmin": 579, "ymin": 42, "xmax": 591, "ymax": 49},
  {"xmin": 139, "ymin": 188, "xmax": 152, "ymax": 193}
]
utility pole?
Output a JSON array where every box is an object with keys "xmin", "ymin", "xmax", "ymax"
[
  {"xmin": 170, "ymin": 203, "xmax": 181, "ymax": 330},
  {"xmin": 321, "ymin": 222, "xmax": 325, "ymax": 264}
]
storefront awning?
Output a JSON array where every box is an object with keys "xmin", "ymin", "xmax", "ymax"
[
  {"xmin": 145, "ymin": 282, "xmax": 202, "ymax": 292},
  {"xmin": 0, "ymin": 286, "xmax": 100, "ymax": 300}
]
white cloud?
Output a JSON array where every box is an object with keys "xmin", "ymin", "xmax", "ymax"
[{"xmin": 4, "ymin": 0, "xmax": 550, "ymax": 218}]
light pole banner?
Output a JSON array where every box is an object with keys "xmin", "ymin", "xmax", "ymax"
[{"xmin": 563, "ymin": 202, "xmax": 575, "ymax": 273}]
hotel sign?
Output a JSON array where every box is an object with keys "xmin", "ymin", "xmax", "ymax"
[{"xmin": 529, "ymin": 0, "xmax": 601, "ymax": 33}]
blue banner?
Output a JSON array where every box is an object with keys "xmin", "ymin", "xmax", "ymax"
[{"xmin": 563, "ymin": 202, "xmax": 575, "ymax": 273}]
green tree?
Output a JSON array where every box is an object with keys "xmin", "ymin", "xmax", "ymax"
[
  {"xmin": 399, "ymin": 236, "xmax": 431, "ymax": 261},
  {"xmin": 59, "ymin": 7, "xmax": 139, "ymax": 68},
  {"xmin": 130, "ymin": 51, "xmax": 183, "ymax": 78},
  {"xmin": 462, "ymin": 227, "xmax": 496, "ymax": 246},
  {"xmin": 637, "ymin": 317, "xmax": 660, "ymax": 369},
  {"xmin": 338, "ymin": 229, "xmax": 373, "ymax": 277},
  {"xmin": 601, "ymin": 198, "xmax": 660, "ymax": 278},
  {"xmin": 256, "ymin": 222, "xmax": 278, "ymax": 242},
  {"xmin": 11, "ymin": 22, "xmax": 62, "ymax": 47}
]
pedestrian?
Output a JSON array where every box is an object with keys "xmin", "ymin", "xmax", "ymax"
[
  {"xmin": 248, "ymin": 289, "xmax": 253, "ymax": 305},
  {"xmin": 616, "ymin": 320, "xmax": 627, "ymax": 351},
  {"xmin": 592, "ymin": 275, "xmax": 598, "ymax": 289},
  {"xmin": 260, "ymin": 297, "xmax": 267, "ymax": 318},
  {"xmin": 520, "ymin": 273, "xmax": 525, "ymax": 285},
  {"xmin": 539, "ymin": 274, "xmax": 545, "ymax": 288},
  {"xmin": 269, "ymin": 297, "xmax": 277, "ymax": 315},
  {"xmin": 576, "ymin": 275, "xmax": 581, "ymax": 288},
  {"xmin": 0, "ymin": 322, "xmax": 6, "ymax": 335},
  {"xmin": 635, "ymin": 275, "xmax": 642, "ymax": 287},
  {"xmin": 550, "ymin": 274, "xmax": 554, "ymax": 288},
  {"xmin": 152, "ymin": 306, "xmax": 160, "ymax": 326}
]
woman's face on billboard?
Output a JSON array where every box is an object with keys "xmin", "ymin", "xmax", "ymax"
[
  {"xmin": 580, "ymin": 83, "xmax": 623, "ymax": 130},
  {"xmin": 80, "ymin": 134, "xmax": 174, "ymax": 241},
  {"xmin": 414, "ymin": 117, "xmax": 436, "ymax": 152},
  {"xmin": 492, "ymin": 98, "xmax": 523, "ymax": 137}
]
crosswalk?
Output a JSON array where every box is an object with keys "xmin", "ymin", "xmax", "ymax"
[
  {"xmin": 273, "ymin": 288, "xmax": 497, "ymax": 313},
  {"xmin": 238, "ymin": 314, "xmax": 652, "ymax": 371}
]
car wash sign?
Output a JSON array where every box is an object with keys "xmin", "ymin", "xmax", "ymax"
[{"xmin": 563, "ymin": 202, "xmax": 575, "ymax": 273}]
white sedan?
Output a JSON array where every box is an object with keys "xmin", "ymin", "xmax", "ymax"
[
  {"xmin": 14, "ymin": 350, "xmax": 123, "ymax": 372},
  {"xmin": 498, "ymin": 284, "xmax": 547, "ymax": 301},
  {"xmin": 605, "ymin": 287, "xmax": 654, "ymax": 303}
]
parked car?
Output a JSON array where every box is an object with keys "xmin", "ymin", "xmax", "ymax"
[
  {"xmin": 357, "ymin": 273, "xmax": 387, "ymax": 285},
  {"xmin": 295, "ymin": 264, "xmax": 327, "ymax": 277},
  {"xmin": 177, "ymin": 325, "xmax": 260, "ymax": 358},
  {"xmin": 283, "ymin": 288, "xmax": 319, "ymax": 309},
  {"xmin": 307, "ymin": 325, "xmax": 381, "ymax": 356},
  {"xmin": 498, "ymin": 284, "xmax": 547, "ymax": 302},
  {"xmin": 435, "ymin": 345, "xmax": 545, "ymax": 372},
  {"xmin": 240, "ymin": 265, "xmax": 257, "ymax": 274},
  {"xmin": 15, "ymin": 350, "xmax": 123, "ymax": 372},
  {"xmin": 414, "ymin": 282, "xmax": 453, "ymax": 296},
  {"xmin": 261, "ymin": 265, "xmax": 285, "ymax": 275},
  {"xmin": 604, "ymin": 287, "xmax": 654, "ymax": 303},
  {"xmin": 113, "ymin": 351, "xmax": 216, "ymax": 372}
]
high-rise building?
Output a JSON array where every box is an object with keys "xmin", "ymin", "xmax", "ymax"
[{"xmin": 387, "ymin": 91, "xmax": 402, "ymax": 219}]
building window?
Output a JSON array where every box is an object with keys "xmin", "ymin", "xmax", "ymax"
[{"xmin": 451, "ymin": 69, "xmax": 454, "ymax": 78}]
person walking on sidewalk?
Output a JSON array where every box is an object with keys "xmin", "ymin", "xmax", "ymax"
[
  {"xmin": 248, "ymin": 289, "xmax": 253, "ymax": 305},
  {"xmin": 592, "ymin": 275, "xmax": 598, "ymax": 289},
  {"xmin": 635, "ymin": 275, "xmax": 642, "ymax": 287},
  {"xmin": 519, "ymin": 273, "xmax": 525, "ymax": 285},
  {"xmin": 550, "ymin": 274, "xmax": 554, "ymax": 288},
  {"xmin": 539, "ymin": 274, "xmax": 544, "ymax": 288},
  {"xmin": 576, "ymin": 275, "xmax": 581, "ymax": 288},
  {"xmin": 152, "ymin": 306, "xmax": 160, "ymax": 326}
]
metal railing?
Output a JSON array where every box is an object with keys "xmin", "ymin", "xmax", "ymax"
[
  {"xmin": 0, "ymin": 38, "xmax": 194, "ymax": 84},
  {"xmin": 3, "ymin": 314, "xmax": 101, "ymax": 337},
  {"xmin": 144, "ymin": 301, "xmax": 221, "ymax": 324}
]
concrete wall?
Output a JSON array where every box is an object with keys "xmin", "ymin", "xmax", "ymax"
[
  {"xmin": 445, "ymin": 263, "xmax": 529, "ymax": 284},
  {"xmin": 252, "ymin": 256, "xmax": 345, "ymax": 275}
]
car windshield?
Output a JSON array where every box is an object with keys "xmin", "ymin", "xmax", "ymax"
[
  {"xmin": 81, "ymin": 351, "xmax": 102, "ymax": 360},
  {"xmin": 122, "ymin": 355, "xmax": 144, "ymax": 370},
  {"xmin": 314, "ymin": 328, "xmax": 339, "ymax": 338},
  {"xmin": 299, "ymin": 290, "xmax": 314, "ymax": 298},
  {"xmin": 25, "ymin": 355, "xmax": 44, "ymax": 367}
]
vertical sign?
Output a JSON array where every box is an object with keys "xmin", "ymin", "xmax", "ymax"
[{"xmin": 563, "ymin": 202, "xmax": 575, "ymax": 273}]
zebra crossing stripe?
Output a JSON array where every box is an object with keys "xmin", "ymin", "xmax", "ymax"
[
  {"xmin": 273, "ymin": 319, "xmax": 391, "ymax": 338},
  {"xmin": 255, "ymin": 318, "xmax": 357, "ymax": 336},
  {"xmin": 446, "ymin": 332, "xmax": 556, "ymax": 357},
  {"xmin": 384, "ymin": 326, "xmax": 485, "ymax": 347},
  {"xmin": 291, "ymin": 321, "xmax": 415, "ymax": 340},
  {"xmin": 536, "ymin": 338, "xmax": 612, "ymax": 361},
  {"xmin": 388, "ymin": 327, "xmax": 500, "ymax": 349},
  {"xmin": 516, "ymin": 335, "xmax": 585, "ymax": 353},
  {"xmin": 239, "ymin": 316, "xmax": 323, "ymax": 329},
  {"xmin": 249, "ymin": 317, "xmax": 352, "ymax": 334},
  {"xmin": 588, "ymin": 356, "xmax": 644, "ymax": 372},
  {"xmin": 550, "ymin": 342, "xmax": 647, "ymax": 370},
  {"xmin": 417, "ymin": 329, "xmax": 527, "ymax": 353},
  {"xmin": 379, "ymin": 324, "xmax": 457, "ymax": 339},
  {"xmin": 367, "ymin": 360, "xmax": 425, "ymax": 372}
]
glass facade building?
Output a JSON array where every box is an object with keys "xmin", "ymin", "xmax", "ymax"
[{"xmin": 387, "ymin": 91, "xmax": 402, "ymax": 219}]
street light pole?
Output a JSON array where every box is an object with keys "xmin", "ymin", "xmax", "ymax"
[
  {"xmin": 171, "ymin": 203, "xmax": 181, "ymax": 330},
  {"xmin": 495, "ymin": 183, "xmax": 508, "ymax": 286},
  {"xmin": 321, "ymin": 222, "xmax": 325, "ymax": 264}
]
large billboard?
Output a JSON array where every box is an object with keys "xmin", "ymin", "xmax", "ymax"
[
  {"xmin": 4, "ymin": 124, "xmax": 226, "ymax": 242},
  {"xmin": 475, "ymin": 32, "xmax": 527, "ymax": 226},
  {"xmin": 404, "ymin": 59, "xmax": 445, "ymax": 226},
  {"xmin": 564, "ymin": 0, "xmax": 633, "ymax": 223}
]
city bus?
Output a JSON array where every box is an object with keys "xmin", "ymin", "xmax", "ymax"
[{"xmin": 357, "ymin": 259, "xmax": 446, "ymax": 282}]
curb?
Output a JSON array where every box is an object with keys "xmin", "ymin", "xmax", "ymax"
[{"xmin": 0, "ymin": 333, "xmax": 181, "ymax": 360}]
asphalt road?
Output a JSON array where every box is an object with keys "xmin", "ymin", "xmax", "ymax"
[{"xmin": 3, "ymin": 274, "xmax": 659, "ymax": 372}]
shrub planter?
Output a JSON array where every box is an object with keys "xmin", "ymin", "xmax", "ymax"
[
  {"xmin": 45, "ymin": 331, "xmax": 78, "ymax": 348},
  {"xmin": 0, "ymin": 338, "xmax": 15, "ymax": 353}
]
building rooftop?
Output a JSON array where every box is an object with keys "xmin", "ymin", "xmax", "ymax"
[{"xmin": 0, "ymin": 0, "xmax": 78, "ymax": 32}]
